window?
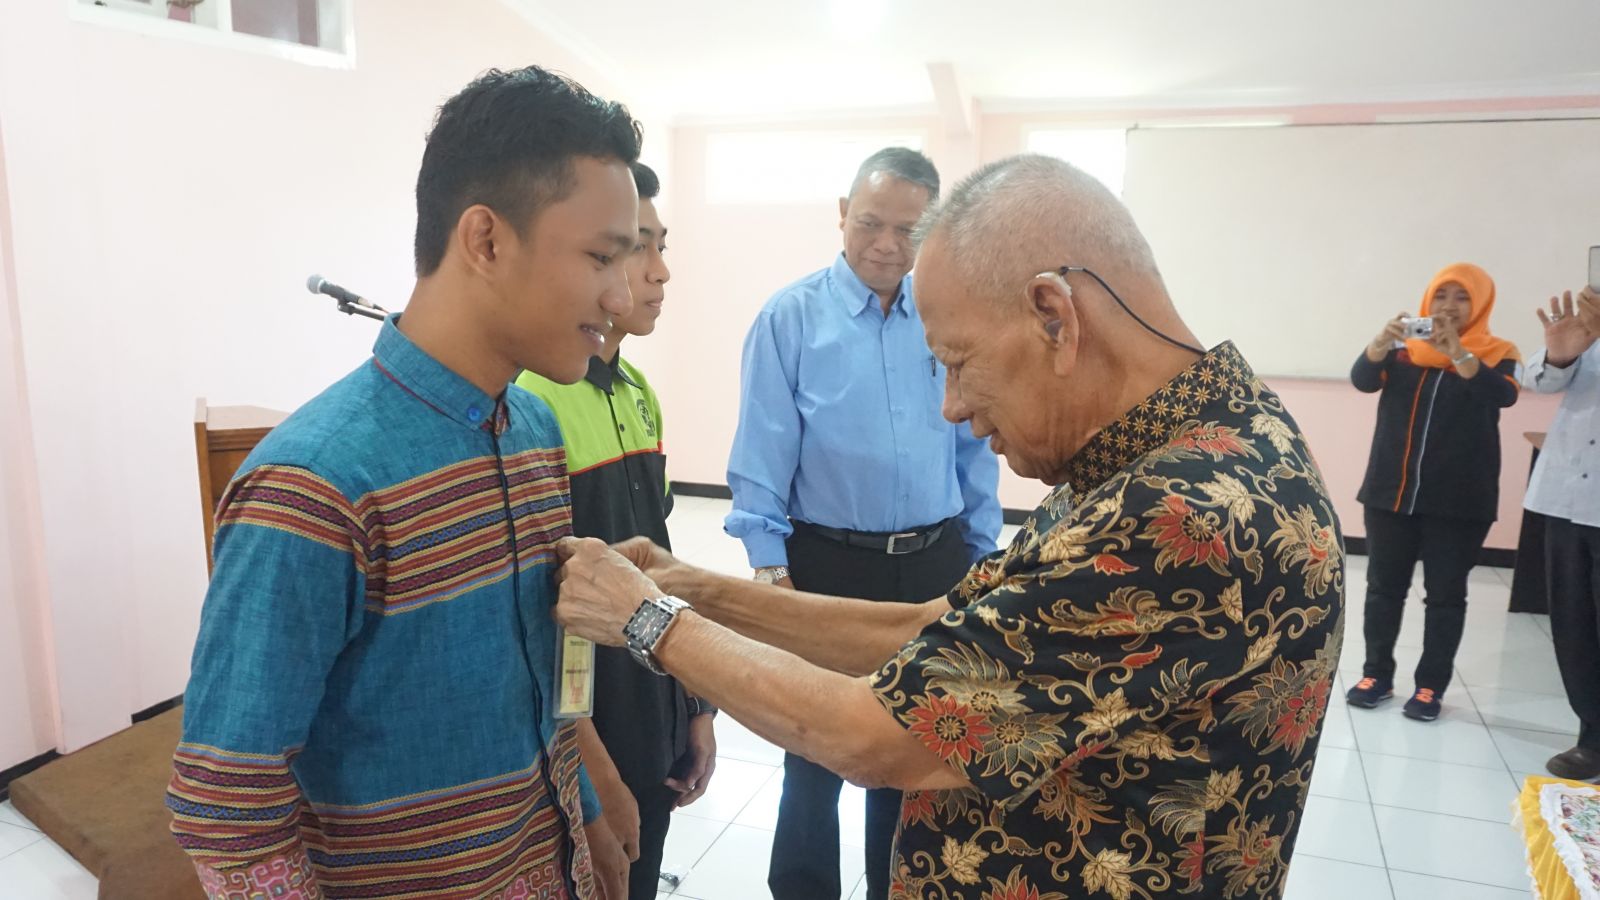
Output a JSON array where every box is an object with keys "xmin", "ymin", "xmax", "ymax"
[
  {"xmin": 1025, "ymin": 128, "xmax": 1129, "ymax": 195},
  {"xmin": 705, "ymin": 131, "xmax": 927, "ymax": 205},
  {"xmin": 73, "ymin": 0, "xmax": 354, "ymax": 65}
]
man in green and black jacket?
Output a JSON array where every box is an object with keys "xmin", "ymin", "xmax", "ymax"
[{"xmin": 516, "ymin": 163, "xmax": 716, "ymax": 899}]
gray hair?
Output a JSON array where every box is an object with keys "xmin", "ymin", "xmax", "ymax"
[
  {"xmin": 914, "ymin": 153, "xmax": 1159, "ymax": 303},
  {"xmin": 848, "ymin": 147, "xmax": 940, "ymax": 201}
]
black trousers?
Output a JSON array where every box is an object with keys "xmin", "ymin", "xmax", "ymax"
[
  {"xmin": 1546, "ymin": 516, "xmax": 1600, "ymax": 751},
  {"xmin": 627, "ymin": 781, "xmax": 678, "ymax": 900},
  {"xmin": 1361, "ymin": 506, "xmax": 1492, "ymax": 692},
  {"xmin": 769, "ymin": 521, "xmax": 974, "ymax": 900}
]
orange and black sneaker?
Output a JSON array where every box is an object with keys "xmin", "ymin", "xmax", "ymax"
[
  {"xmin": 1345, "ymin": 676, "xmax": 1393, "ymax": 709},
  {"xmin": 1403, "ymin": 688, "xmax": 1442, "ymax": 722}
]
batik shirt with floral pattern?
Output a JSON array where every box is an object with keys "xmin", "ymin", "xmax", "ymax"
[{"xmin": 871, "ymin": 342, "xmax": 1344, "ymax": 900}]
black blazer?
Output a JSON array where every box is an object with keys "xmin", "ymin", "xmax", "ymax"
[{"xmin": 1353, "ymin": 347, "xmax": 1519, "ymax": 522}]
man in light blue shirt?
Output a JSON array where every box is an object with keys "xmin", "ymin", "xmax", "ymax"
[{"xmin": 724, "ymin": 147, "xmax": 1001, "ymax": 900}]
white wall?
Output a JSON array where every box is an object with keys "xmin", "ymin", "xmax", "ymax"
[
  {"xmin": 1125, "ymin": 119, "xmax": 1600, "ymax": 378},
  {"xmin": 0, "ymin": 0, "xmax": 634, "ymax": 754}
]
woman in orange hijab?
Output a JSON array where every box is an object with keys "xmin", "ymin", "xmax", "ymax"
[{"xmin": 1346, "ymin": 263, "xmax": 1521, "ymax": 722}]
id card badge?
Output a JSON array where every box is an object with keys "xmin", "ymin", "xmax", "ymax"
[{"xmin": 553, "ymin": 626, "xmax": 595, "ymax": 719}]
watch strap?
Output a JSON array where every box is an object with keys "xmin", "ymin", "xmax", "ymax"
[{"xmin": 623, "ymin": 595, "xmax": 690, "ymax": 675}]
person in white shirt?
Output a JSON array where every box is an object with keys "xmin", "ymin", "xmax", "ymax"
[{"xmin": 1523, "ymin": 286, "xmax": 1600, "ymax": 780}]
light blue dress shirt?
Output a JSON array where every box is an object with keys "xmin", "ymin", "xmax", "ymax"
[
  {"xmin": 725, "ymin": 253, "xmax": 1003, "ymax": 568},
  {"xmin": 1524, "ymin": 343, "xmax": 1600, "ymax": 528}
]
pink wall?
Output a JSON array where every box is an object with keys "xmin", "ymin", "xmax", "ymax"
[
  {"xmin": 0, "ymin": 0, "xmax": 631, "ymax": 754},
  {"xmin": 0, "ymin": 115, "xmax": 61, "ymax": 768}
]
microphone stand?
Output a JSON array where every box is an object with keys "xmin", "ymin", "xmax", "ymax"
[{"xmin": 333, "ymin": 299, "xmax": 388, "ymax": 322}]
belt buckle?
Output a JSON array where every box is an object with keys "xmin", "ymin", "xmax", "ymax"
[{"xmin": 886, "ymin": 531, "xmax": 920, "ymax": 555}]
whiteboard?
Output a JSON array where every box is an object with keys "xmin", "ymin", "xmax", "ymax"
[{"xmin": 1122, "ymin": 118, "xmax": 1600, "ymax": 378}]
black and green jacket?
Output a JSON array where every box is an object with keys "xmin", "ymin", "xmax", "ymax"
[{"xmin": 515, "ymin": 354, "xmax": 686, "ymax": 792}]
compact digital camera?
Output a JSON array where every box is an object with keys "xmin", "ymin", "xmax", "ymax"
[{"xmin": 1401, "ymin": 316, "xmax": 1435, "ymax": 339}]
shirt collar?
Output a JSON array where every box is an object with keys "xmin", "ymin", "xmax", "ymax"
[
  {"xmin": 830, "ymin": 253, "xmax": 913, "ymax": 319},
  {"xmin": 372, "ymin": 315, "xmax": 509, "ymax": 434},
  {"xmin": 582, "ymin": 353, "xmax": 642, "ymax": 396},
  {"xmin": 1060, "ymin": 341, "xmax": 1253, "ymax": 506}
]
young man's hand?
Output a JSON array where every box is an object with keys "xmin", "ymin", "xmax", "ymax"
[
  {"xmin": 668, "ymin": 713, "xmax": 718, "ymax": 808},
  {"xmin": 575, "ymin": 719, "xmax": 640, "ymax": 861},
  {"xmin": 584, "ymin": 816, "xmax": 630, "ymax": 900}
]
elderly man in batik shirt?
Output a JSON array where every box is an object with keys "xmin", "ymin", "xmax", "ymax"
[{"xmin": 553, "ymin": 154, "xmax": 1344, "ymax": 900}]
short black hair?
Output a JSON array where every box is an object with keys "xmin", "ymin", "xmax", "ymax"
[
  {"xmin": 631, "ymin": 162, "xmax": 660, "ymax": 201},
  {"xmin": 850, "ymin": 147, "xmax": 940, "ymax": 202},
  {"xmin": 414, "ymin": 66, "xmax": 642, "ymax": 276}
]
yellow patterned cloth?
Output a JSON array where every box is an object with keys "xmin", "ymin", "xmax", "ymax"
[{"xmin": 1517, "ymin": 775, "xmax": 1600, "ymax": 900}]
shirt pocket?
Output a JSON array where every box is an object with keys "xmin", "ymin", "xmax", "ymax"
[{"xmin": 923, "ymin": 354, "xmax": 952, "ymax": 432}]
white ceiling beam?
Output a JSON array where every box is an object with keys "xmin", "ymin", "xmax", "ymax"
[{"xmin": 926, "ymin": 61, "xmax": 974, "ymax": 137}]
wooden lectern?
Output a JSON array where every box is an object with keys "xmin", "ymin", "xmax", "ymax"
[
  {"xmin": 5, "ymin": 402, "xmax": 290, "ymax": 900},
  {"xmin": 193, "ymin": 399, "xmax": 287, "ymax": 572}
]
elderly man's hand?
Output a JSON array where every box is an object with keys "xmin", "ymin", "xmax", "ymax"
[
  {"xmin": 611, "ymin": 536, "xmax": 689, "ymax": 591},
  {"xmin": 555, "ymin": 537, "xmax": 664, "ymax": 647}
]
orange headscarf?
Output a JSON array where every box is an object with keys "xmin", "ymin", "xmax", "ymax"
[{"xmin": 1405, "ymin": 263, "xmax": 1520, "ymax": 370}]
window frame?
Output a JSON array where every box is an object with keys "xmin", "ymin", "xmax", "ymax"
[{"xmin": 69, "ymin": 0, "xmax": 356, "ymax": 69}]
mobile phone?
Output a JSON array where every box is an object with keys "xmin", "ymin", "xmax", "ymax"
[{"xmin": 1589, "ymin": 245, "xmax": 1599, "ymax": 291}]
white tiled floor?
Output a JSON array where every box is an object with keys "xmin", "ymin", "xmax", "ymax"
[{"xmin": 0, "ymin": 496, "xmax": 1577, "ymax": 898}]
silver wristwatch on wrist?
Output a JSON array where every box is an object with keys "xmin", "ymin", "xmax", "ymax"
[
  {"xmin": 623, "ymin": 595, "xmax": 691, "ymax": 675},
  {"xmin": 753, "ymin": 566, "xmax": 789, "ymax": 584}
]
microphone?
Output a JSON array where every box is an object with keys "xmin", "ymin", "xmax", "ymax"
[
  {"xmin": 305, "ymin": 274, "xmax": 387, "ymax": 321},
  {"xmin": 306, "ymin": 274, "xmax": 382, "ymax": 311}
]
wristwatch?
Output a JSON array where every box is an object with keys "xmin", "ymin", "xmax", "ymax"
[
  {"xmin": 1452, "ymin": 350, "xmax": 1475, "ymax": 366},
  {"xmin": 754, "ymin": 566, "xmax": 790, "ymax": 584},
  {"xmin": 624, "ymin": 595, "xmax": 691, "ymax": 675}
]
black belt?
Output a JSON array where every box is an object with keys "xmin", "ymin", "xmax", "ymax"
[{"xmin": 798, "ymin": 520, "xmax": 949, "ymax": 556}]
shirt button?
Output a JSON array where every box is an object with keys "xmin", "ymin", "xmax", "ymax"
[{"xmin": 466, "ymin": 406, "xmax": 483, "ymax": 423}]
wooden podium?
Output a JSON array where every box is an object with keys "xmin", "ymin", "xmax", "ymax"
[
  {"xmin": 193, "ymin": 399, "xmax": 287, "ymax": 572},
  {"xmin": 5, "ymin": 401, "xmax": 291, "ymax": 900}
]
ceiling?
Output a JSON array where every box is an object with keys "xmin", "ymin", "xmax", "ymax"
[{"xmin": 504, "ymin": 0, "xmax": 1600, "ymax": 122}]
